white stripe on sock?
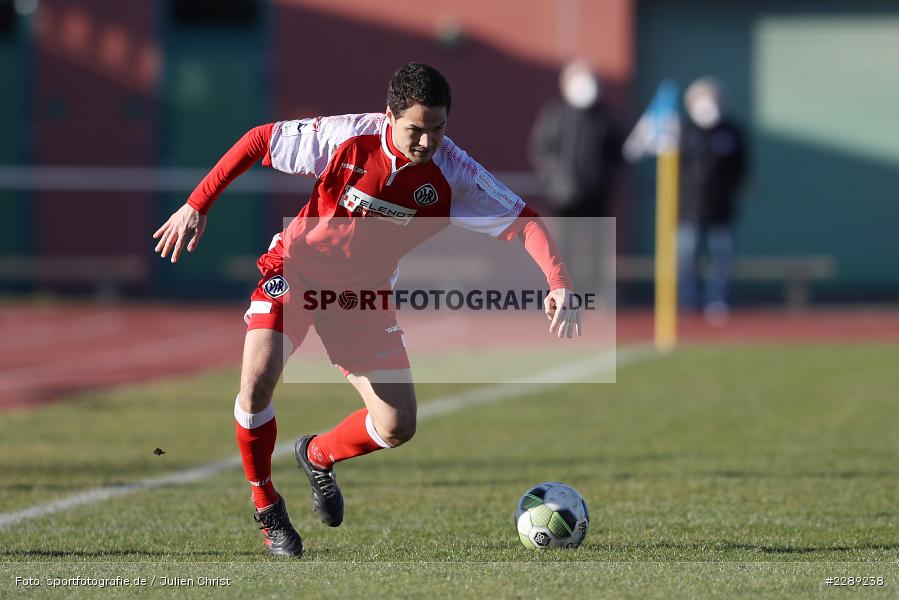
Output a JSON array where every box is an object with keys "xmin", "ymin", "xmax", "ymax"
[
  {"xmin": 365, "ymin": 413, "xmax": 392, "ymax": 448},
  {"xmin": 233, "ymin": 396, "xmax": 275, "ymax": 429}
]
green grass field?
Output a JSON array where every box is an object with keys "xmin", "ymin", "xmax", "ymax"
[{"xmin": 1, "ymin": 343, "xmax": 898, "ymax": 598}]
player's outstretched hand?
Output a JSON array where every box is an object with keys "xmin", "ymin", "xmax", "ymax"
[
  {"xmin": 544, "ymin": 288, "xmax": 582, "ymax": 339},
  {"xmin": 153, "ymin": 203, "xmax": 206, "ymax": 263}
]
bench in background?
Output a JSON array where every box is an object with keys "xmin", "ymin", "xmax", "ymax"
[
  {"xmin": 617, "ymin": 255, "xmax": 836, "ymax": 309},
  {"xmin": 0, "ymin": 256, "xmax": 147, "ymax": 300}
]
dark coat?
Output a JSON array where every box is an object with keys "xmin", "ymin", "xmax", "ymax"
[
  {"xmin": 530, "ymin": 100, "xmax": 621, "ymax": 217},
  {"xmin": 679, "ymin": 119, "xmax": 747, "ymax": 226}
]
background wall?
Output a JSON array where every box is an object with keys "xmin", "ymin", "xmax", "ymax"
[
  {"xmin": 0, "ymin": 0, "xmax": 635, "ymax": 298},
  {"xmin": 633, "ymin": 0, "xmax": 899, "ymax": 301},
  {"xmin": 1, "ymin": 0, "xmax": 897, "ymax": 302}
]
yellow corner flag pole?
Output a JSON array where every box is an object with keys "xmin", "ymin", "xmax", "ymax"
[
  {"xmin": 622, "ymin": 78, "xmax": 681, "ymax": 352},
  {"xmin": 655, "ymin": 150, "xmax": 679, "ymax": 352}
]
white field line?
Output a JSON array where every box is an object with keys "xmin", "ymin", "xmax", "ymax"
[{"xmin": 0, "ymin": 345, "xmax": 654, "ymax": 530}]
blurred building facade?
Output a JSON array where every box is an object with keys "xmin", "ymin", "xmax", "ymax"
[
  {"xmin": 1, "ymin": 0, "xmax": 897, "ymax": 302},
  {"xmin": 633, "ymin": 0, "xmax": 899, "ymax": 303},
  {"xmin": 0, "ymin": 0, "xmax": 633, "ymax": 298}
]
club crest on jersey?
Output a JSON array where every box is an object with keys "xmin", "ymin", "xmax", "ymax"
[
  {"xmin": 263, "ymin": 275, "xmax": 289, "ymax": 298},
  {"xmin": 413, "ymin": 183, "xmax": 439, "ymax": 206}
]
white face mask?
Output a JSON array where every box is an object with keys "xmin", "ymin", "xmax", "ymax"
[
  {"xmin": 562, "ymin": 72, "xmax": 599, "ymax": 109},
  {"xmin": 688, "ymin": 96, "xmax": 721, "ymax": 128}
]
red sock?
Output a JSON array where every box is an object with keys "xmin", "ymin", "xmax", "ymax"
[
  {"xmin": 234, "ymin": 407, "xmax": 279, "ymax": 510},
  {"xmin": 307, "ymin": 408, "xmax": 389, "ymax": 470}
]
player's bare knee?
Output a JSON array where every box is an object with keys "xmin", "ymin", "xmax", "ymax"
[
  {"xmin": 239, "ymin": 329, "xmax": 289, "ymax": 413},
  {"xmin": 239, "ymin": 374, "xmax": 276, "ymax": 413},
  {"xmin": 392, "ymin": 422, "xmax": 416, "ymax": 447},
  {"xmin": 380, "ymin": 417, "xmax": 416, "ymax": 447}
]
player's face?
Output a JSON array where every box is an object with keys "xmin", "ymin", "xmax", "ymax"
[{"xmin": 387, "ymin": 103, "xmax": 447, "ymax": 164}]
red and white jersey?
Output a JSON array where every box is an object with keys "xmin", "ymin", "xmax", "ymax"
[
  {"xmin": 270, "ymin": 113, "xmax": 526, "ymax": 287},
  {"xmin": 188, "ymin": 112, "xmax": 572, "ymax": 291}
]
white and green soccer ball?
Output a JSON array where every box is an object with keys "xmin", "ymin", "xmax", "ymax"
[{"xmin": 515, "ymin": 482, "xmax": 589, "ymax": 549}]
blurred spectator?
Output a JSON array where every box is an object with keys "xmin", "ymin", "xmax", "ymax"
[
  {"xmin": 678, "ymin": 77, "xmax": 748, "ymax": 324},
  {"xmin": 530, "ymin": 60, "xmax": 622, "ymax": 293},
  {"xmin": 530, "ymin": 60, "xmax": 621, "ymax": 218}
]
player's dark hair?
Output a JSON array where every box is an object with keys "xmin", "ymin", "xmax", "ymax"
[{"xmin": 387, "ymin": 63, "xmax": 452, "ymax": 116}]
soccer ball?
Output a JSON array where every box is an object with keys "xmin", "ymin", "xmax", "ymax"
[{"xmin": 515, "ymin": 482, "xmax": 589, "ymax": 549}]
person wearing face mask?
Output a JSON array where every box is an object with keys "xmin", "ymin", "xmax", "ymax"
[
  {"xmin": 678, "ymin": 77, "xmax": 747, "ymax": 324},
  {"xmin": 530, "ymin": 60, "xmax": 622, "ymax": 293}
]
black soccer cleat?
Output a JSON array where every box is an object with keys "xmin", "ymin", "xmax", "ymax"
[
  {"xmin": 253, "ymin": 496, "xmax": 304, "ymax": 558},
  {"xmin": 295, "ymin": 435, "xmax": 344, "ymax": 527}
]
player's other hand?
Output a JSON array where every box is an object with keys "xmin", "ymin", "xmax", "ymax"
[
  {"xmin": 544, "ymin": 287, "xmax": 582, "ymax": 339},
  {"xmin": 153, "ymin": 203, "xmax": 206, "ymax": 263}
]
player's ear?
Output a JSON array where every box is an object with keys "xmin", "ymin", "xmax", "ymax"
[{"xmin": 386, "ymin": 106, "xmax": 395, "ymax": 125}]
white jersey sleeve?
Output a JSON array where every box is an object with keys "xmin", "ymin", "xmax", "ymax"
[
  {"xmin": 434, "ymin": 137, "xmax": 527, "ymax": 237},
  {"xmin": 268, "ymin": 113, "xmax": 384, "ymax": 178}
]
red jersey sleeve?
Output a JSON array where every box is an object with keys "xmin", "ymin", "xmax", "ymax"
[
  {"xmin": 186, "ymin": 123, "xmax": 275, "ymax": 214},
  {"xmin": 499, "ymin": 206, "xmax": 575, "ymax": 291}
]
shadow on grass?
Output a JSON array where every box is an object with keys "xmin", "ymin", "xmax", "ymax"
[
  {"xmin": 0, "ymin": 549, "xmax": 259, "ymax": 559},
  {"xmin": 7, "ymin": 461, "xmax": 225, "ymax": 478},
  {"xmin": 399, "ymin": 454, "xmax": 677, "ymax": 471},
  {"xmin": 595, "ymin": 541, "xmax": 899, "ymax": 555},
  {"xmin": 2, "ymin": 483, "xmax": 95, "ymax": 492},
  {"xmin": 590, "ymin": 470, "xmax": 899, "ymax": 481},
  {"xmin": 704, "ymin": 470, "xmax": 899, "ymax": 480}
]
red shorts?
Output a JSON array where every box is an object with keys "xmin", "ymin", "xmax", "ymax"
[{"xmin": 244, "ymin": 236, "xmax": 409, "ymax": 376}]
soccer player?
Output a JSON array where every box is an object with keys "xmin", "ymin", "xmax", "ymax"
[{"xmin": 153, "ymin": 63, "xmax": 581, "ymax": 558}]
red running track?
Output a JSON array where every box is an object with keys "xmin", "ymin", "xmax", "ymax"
[
  {"xmin": 2, "ymin": 303, "xmax": 899, "ymax": 410},
  {"xmin": 0, "ymin": 304, "xmax": 245, "ymax": 410}
]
